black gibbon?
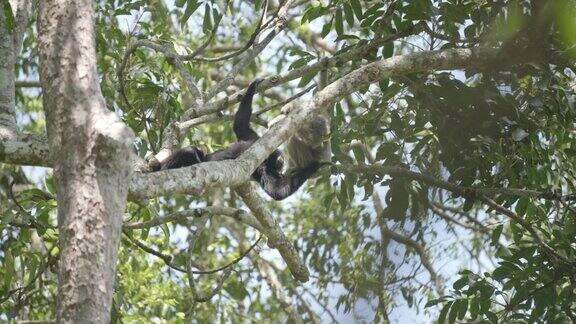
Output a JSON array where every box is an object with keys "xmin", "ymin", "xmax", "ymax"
[{"xmin": 150, "ymin": 80, "xmax": 322, "ymax": 200}]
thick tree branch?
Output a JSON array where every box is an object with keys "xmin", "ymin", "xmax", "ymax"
[
  {"xmin": 1, "ymin": 0, "xmax": 35, "ymax": 137},
  {"xmin": 15, "ymin": 80, "xmax": 41, "ymax": 87},
  {"xmin": 235, "ymin": 183, "xmax": 310, "ymax": 282},
  {"xmin": 0, "ymin": 133, "xmax": 51, "ymax": 166}
]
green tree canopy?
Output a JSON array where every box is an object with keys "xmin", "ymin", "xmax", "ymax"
[{"xmin": 1, "ymin": 0, "xmax": 576, "ymax": 322}]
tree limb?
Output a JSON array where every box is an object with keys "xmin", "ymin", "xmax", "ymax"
[{"xmin": 235, "ymin": 183, "xmax": 310, "ymax": 282}]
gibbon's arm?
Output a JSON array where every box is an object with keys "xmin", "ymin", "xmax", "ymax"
[
  {"xmin": 233, "ymin": 80, "xmax": 260, "ymax": 141},
  {"xmin": 258, "ymin": 161, "xmax": 321, "ymax": 200}
]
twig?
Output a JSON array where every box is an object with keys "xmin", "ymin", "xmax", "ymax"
[
  {"xmin": 15, "ymin": 80, "xmax": 40, "ymax": 87},
  {"xmin": 249, "ymin": 252, "xmax": 304, "ymax": 323},
  {"xmin": 177, "ymin": 83, "xmax": 315, "ymax": 135},
  {"xmin": 197, "ymin": 235, "xmax": 262, "ymax": 275},
  {"xmin": 123, "ymin": 230, "xmax": 184, "ymax": 272},
  {"xmin": 123, "ymin": 230, "xmax": 262, "ymax": 275},
  {"xmin": 192, "ymin": 268, "xmax": 233, "ymax": 303},
  {"xmin": 419, "ymin": 21, "xmax": 480, "ymax": 44},
  {"xmin": 177, "ymin": 110, "xmax": 268, "ymax": 134},
  {"xmin": 479, "ymin": 195, "xmax": 573, "ymax": 268},
  {"xmin": 201, "ymin": 0, "xmax": 297, "ymax": 104},
  {"xmin": 335, "ymin": 163, "xmax": 574, "ymax": 202},
  {"xmin": 184, "ymin": 2, "xmax": 226, "ymax": 60},
  {"xmin": 183, "ymin": 0, "xmax": 270, "ymax": 62},
  {"xmin": 123, "ymin": 206, "xmax": 263, "ymax": 232},
  {"xmin": 380, "ymin": 222, "xmax": 444, "ymax": 293},
  {"xmin": 7, "ymin": 180, "xmax": 53, "ymax": 229},
  {"xmin": 117, "ymin": 40, "xmax": 203, "ymax": 101},
  {"xmin": 254, "ymin": 83, "xmax": 316, "ymax": 117}
]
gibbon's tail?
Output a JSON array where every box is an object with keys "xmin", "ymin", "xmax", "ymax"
[{"xmin": 233, "ymin": 80, "xmax": 261, "ymax": 141}]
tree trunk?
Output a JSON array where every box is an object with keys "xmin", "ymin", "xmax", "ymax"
[{"xmin": 37, "ymin": 0, "xmax": 134, "ymax": 322}]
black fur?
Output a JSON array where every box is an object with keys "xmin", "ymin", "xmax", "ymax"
[{"xmin": 151, "ymin": 80, "xmax": 321, "ymax": 200}]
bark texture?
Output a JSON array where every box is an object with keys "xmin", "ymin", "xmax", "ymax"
[
  {"xmin": 38, "ymin": 1, "xmax": 134, "ymax": 322},
  {"xmin": 0, "ymin": 0, "xmax": 34, "ymax": 141}
]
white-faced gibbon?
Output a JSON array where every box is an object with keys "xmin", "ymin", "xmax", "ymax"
[{"xmin": 150, "ymin": 80, "xmax": 322, "ymax": 200}]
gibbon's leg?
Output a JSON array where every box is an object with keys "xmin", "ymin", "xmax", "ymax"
[
  {"xmin": 257, "ymin": 161, "xmax": 321, "ymax": 200},
  {"xmin": 205, "ymin": 141, "xmax": 252, "ymax": 161},
  {"xmin": 233, "ymin": 80, "xmax": 261, "ymax": 141},
  {"xmin": 154, "ymin": 147, "xmax": 206, "ymax": 171}
]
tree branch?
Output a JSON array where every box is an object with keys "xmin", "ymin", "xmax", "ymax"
[
  {"xmin": 123, "ymin": 206, "xmax": 263, "ymax": 232},
  {"xmin": 118, "ymin": 39, "xmax": 203, "ymax": 100},
  {"xmin": 182, "ymin": 0, "xmax": 268, "ymax": 62},
  {"xmin": 335, "ymin": 163, "xmax": 574, "ymax": 202},
  {"xmin": 249, "ymin": 253, "xmax": 304, "ymax": 323},
  {"xmin": 235, "ymin": 183, "xmax": 310, "ymax": 282},
  {"xmin": 123, "ymin": 230, "xmax": 262, "ymax": 275}
]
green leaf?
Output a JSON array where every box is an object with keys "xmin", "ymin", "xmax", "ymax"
[
  {"xmin": 321, "ymin": 19, "xmax": 333, "ymax": 38},
  {"xmin": 202, "ymin": 4, "xmax": 213, "ymax": 34},
  {"xmin": 298, "ymin": 71, "xmax": 316, "ymax": 87},
  {"xmin": 181, "ymin": 0, "xmax": 201, "ymax": 27},
  {"xmin": 491, "ymin": 224, "xmax": 503, "ymax": 246},
  {"xmin": 469, "ymin": 297, "xmax": 480, "ymax": 319},
  {"xmin": 485, "ymin": 310, "xmax": 498, "ymax": 323},
  {"xmin": 376, "ymin": 142, "xmax": 399, "ymax": 161},
  {"xmin": 225, "ymin": 279, "xmax": 248, "ymax": 301},
  {"xmin": 448, "ymin": 300, "xmax": 460, "ymax": 324},
  {"xmin": 46, "ymin": 175, "xmax": 56, "ymax": 194},
  {"xmin": 351, "ymin": 144, "xmax": 365, "ymax": 163},
  {"xmin": 337, "ymin": 179, "xmax": 349, "ymax": 209},
  {"xmin": 301, "ymin": 6, "xmax": 329, "ymax": 23},
  {"xmin": 453, "ymin": 277, "xmax": 468, "ymax": 290},
  {"xmin": 515, "ymin": 197, "xmax": 529, "ymax": 217},
  {"xmin": 383, "ymin": 42, "xmax": 394, "ymax": 58},
  {"xmin": 457, "ymin": 299, "xmax": 468, "ymax": 320},
  {"xmin": 439, "ymin": 301, "xmax": 453, "ymax": 324},
  {"xmin": 350, "ymin": 0, "xmax": 363, "ymax": 20},
  {"xmin": 343, "ymin": 3, "xmax": 355, "ymax": 27},
  {"xmin": 335, "ymin": 9, "xmax": 344, "ymax": 36},
  {"xmin": 288, "ymin": 57, "xmax": 312, "ymax": 70},
  {"xmin": 425, "ymin": 297, "xmax": 446, "ymax": 308},
  {"xmin": 511, "ymin": 128, "xmax": 529, "ymax": 141}
]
